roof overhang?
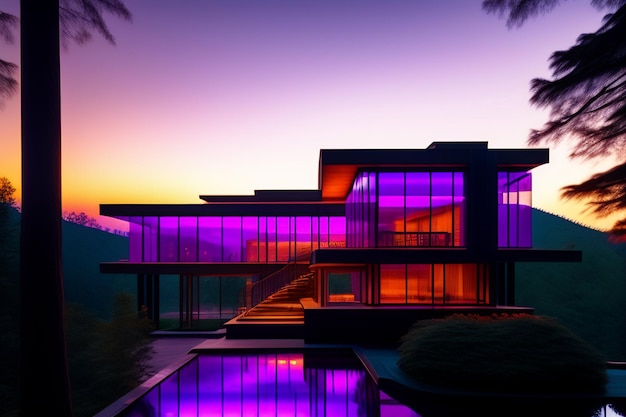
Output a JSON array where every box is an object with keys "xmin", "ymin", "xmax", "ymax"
[
  {"xmin": 318, "ymin": 142, "xmax": 549, "ymax": 200},
  {"xmin": 200, "ymin": 189, "xmax": 322, "ymax": 203},
  {"xmin": 100, "ymin": 202, "xmax": 345, "ymax": 219},
  {"xmin": 99, "ymin": 262, "xmax": 287, "ymax": 276}
]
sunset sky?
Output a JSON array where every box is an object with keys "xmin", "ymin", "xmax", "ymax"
[{"xmin": 0, "ymin": 0, "xmax": 621, "ymax": 232}]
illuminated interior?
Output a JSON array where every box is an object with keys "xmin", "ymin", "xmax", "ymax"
[
  {"xmin": 100, "ymin": 142, "xmax": 577, "ymax": 330},
  {"xmin": 498, "ymin": 171, "xmax": 532, "ymax": 248},
  {"xmin": 378, "ymin": 263, "xmax": 489, "ymax": 304},
  {"xmin": 127, "ymin": 215, "xmax": 346, "ymax": 263},
  {"xmin": 346, "ymin": 170, "xmax": 466, "ymax": 248}
]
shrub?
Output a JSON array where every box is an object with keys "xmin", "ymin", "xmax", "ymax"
[{"xmin": 397, "ymin": 314, "xmax": 607, "ymax": 394}]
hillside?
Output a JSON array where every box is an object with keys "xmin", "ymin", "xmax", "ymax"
[
  {"xmin": 63, "ymin": 219, "xmax": 136, "ymax": 319},
  {"xmin": 0, "ymin": 206, "xmax": 135, "ymax": 320},
  {"xmin": 517, "ymin": 209, "xmax": 626, "ymax": 360},
  {"xmin": 2, "ymin": 206, "xmax": 626, "ymax": 359}
]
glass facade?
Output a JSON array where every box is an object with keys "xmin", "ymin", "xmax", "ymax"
[
  {"xmin": 498, "ymin": 171, "xmax": 532, "ymax": 247},
  {"xmin": 128, "ymin": 215, "xmax": 346, "ymax": 263},
  {"xmin": 346, "ymin": 170, "xmax": 466, "ymax": 248},
  {"xmin": 379, "ymin": 263, "xmax": 489, "ymax": 305}
]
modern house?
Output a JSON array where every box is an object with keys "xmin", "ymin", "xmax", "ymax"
[{"xmin": 100, "ymin": 142, "xmax": 581, "ymax": 343}]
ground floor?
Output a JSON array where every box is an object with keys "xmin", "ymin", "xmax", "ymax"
[{"xmin": 121, "ymin": 259, "xmax": 522, "ymax": 338}]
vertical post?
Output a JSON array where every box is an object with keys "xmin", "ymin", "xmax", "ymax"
[
  {"xmin": 245, "ymin": 277, "xmax": 252, "ymax": 309},
  {"xmin": 153, "ymin": 275, "xmax": 160, "ymax": 329},
  {"xmin": 506, "ymin": 262, "xmax": 516, "ymax": 306},
  {"xmin": 137, "ymin": 274, "xmax": 145, "ymax": 314}
]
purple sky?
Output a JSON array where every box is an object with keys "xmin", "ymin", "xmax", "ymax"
[{"xmin": 0, "ymin": 1, "xmax": 618, "ymax": 231}]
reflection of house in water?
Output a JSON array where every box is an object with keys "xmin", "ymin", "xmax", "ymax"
[
  {"xmin": 100, "ymin": 142, "xmax": 581, "ymax": 342},
  {"xmin": 121, "ymin": 351, "xmax": 385, "ymax": 417}
]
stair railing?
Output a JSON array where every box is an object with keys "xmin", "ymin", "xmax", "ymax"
[{"xmin": 246, "ymin": 262, "xmax": 310, "ymax": 315}]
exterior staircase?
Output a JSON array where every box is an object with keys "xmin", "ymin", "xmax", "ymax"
[
  {"xmin": 224, "ymin": 271, "xmax": 315, "ymax": 339},
  {"xmin": 238, "ymin": 272, "xmax": 315, "ymax": 321}
]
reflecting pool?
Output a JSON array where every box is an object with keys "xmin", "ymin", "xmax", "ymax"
[{"xmin": 118, "ymin": 351, "xmax": 624, "ymax": 417}]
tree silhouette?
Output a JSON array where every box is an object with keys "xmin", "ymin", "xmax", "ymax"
[
  {"xmin": 1, "ymin": 1, "xmax": 131, "ymax": 104},
  {"xmin": 483, "ymin": 0, "xmax": 626, "ymax": 239},
  {"xmin": 0, "ymin": 11, "xmax": 18, "ymax": 103},
  {"xmin": 16, "ymin": 1, "xmax": 130, "ymax": 416},
  {"xmin": 0, "ymin": 177, "xmax": 16, "ymax": 206}
]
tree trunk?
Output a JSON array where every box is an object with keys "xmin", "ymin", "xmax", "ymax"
[{"xmin": 20, "ymin": 1, "xmax": 73, "ymax": 415}]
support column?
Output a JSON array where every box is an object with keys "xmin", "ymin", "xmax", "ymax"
[
  {"xmin": 153, "ymin": 275, "xmax": 160, "ymax": 328},
  {"xmin": 137, "ymin": 274, "xmax": 145, "ymax": 314},
  {"xmin": 506, "ymin": 262, "xmax": 515, "ymax": 306}
]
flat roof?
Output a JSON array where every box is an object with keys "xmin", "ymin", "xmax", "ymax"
[
  {"xmin": 200, "ymin": 190, "xmax": 322, "ymax": 203},
  {"xmin": 318, "ymin": 142, "xmax": 549, "ymax": 200},
  {"xmin": 100, "ymin": 202, "xmax": 345, "ymax": 218},
  {"xmin": 101, "ymin": 142, "xmax": 549, "ymax": 216}
]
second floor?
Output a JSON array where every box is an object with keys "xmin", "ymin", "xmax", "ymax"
[{"xmin": 101, "ymin": 142, "xmax": 543, "ymax": 264}]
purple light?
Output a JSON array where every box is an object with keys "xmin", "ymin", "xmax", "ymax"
[
  {"xmin": 123, "ymin": 352, "xmax": 412, "ymax": 417},
  {"xmin": 498, "ymin": 172, "xmax": 532, "ymax": 248}
]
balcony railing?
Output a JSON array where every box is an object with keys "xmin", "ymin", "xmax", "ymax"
[{"xmin": 377, "ymin": 231, "xmax": 451, "ymax": 247}]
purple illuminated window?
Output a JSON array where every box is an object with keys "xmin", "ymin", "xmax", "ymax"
[
  {"xmin": 277, "ymin": 217, "xmax": 290, "ymax": 261},
  {"xmin": 347, "ymin": 171, "xmax": 465, "ymax": 248},
  {"xmin": 179, "ymin": 217, "xmax": 197, "ymax": 262},
  {"xmin": 329, "ymin": 216, "xmax": 346, "ymax": 248},
  {"xmin": 222, "ymin": 217, "xmax": 242, "ymax": 262},
  {"xmin": 296, "ymin": 217, "xmax": 312, "ymax": 259},
  {"xmin": 266, "ymin": 217, "xmax": 277, "ymax": 262},
  {"xmin": 129, "ymin": 216, "xmax": 142, "ymax": 262},
  {"xmin": 498, "ymin": 171, "xmax": 532, "ymax": 247},
  {"xmin": 311, "ymin": 216, "xmax": 320, "ymax": 250},
  {"xmin": 242, "ymin": 217, "xmax": 258, "ymax": 262},
  {"xmin": 199, "ymin": 217, "xmax": 222, "ymax": 262},
  {"xmin": 259, "ymin": 216, "xmax": 267, "ymax": 261},
  {"xmin": 347, "ymin": 171, "xmax": 375, "ymax": 248},
  {"xmin": 159, "ymin": 217, "xmax": 179, "ymax": 262},
  {"xmin": 405, "ymin": 172, "xmax": 431, "ymax": 237},
  {"xmin": 378, "ymin": 172, "xmax": 406, "ymax": 245},
  {"xmin": 319, "ymin": 216, "xmax": 329, "ymax": 248},
  {"xmin": 135, "ymin": 214, "xmax": 345, "ymax": 264},
  {"xmin": 144, "ymin": 217, "xmax": 159, "ymax": 262}
]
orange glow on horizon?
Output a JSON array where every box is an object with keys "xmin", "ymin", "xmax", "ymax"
[{"xmin": 0, "ymin": 1, "xmax": 617, "ymax": 236}]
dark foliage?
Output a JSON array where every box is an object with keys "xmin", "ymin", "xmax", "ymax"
[
  {"xmin": 0, "ymin": 205, "xmax": 20, "ymax": 417},
  {"xmin": 482, "ymin": 0, "xmax": 625, "ymax": 28},
  {"xmin": 518, "ymin": 209, "xmax": 626, "ymax": 360},
  {"xmin": 483, "ymin": 0, "xmax": 626, "ymax": 237},
  {"xmin": 0, "ymin": 177, "xmax": 16, "ymax": 206},
  {"xmin": 67, "ymin": 294, "xmax": 154, "ymax": 417},
  {"xmin": 0, "ymin": 1, "xmax": 132, "ymax": 104},
  {"xmin": 397, "ymin": 314, "xmax": 608, "ymax": 394},
  {"xmin": 63, "ymin": 210, "xmax": 100, "ymax": 229},
  {"xmin": 59, "ymin": 0, "xmax": 131, "ymax": 48},
  {"xmin": 561, "ymin": 163, "xmax": 626, "ymax": 240},
  {"xmin": 0, "ymin": 207, "xmax": 153, "ymax": 417},
  {"xmin": 0, "ymin": 12, "xmax": 17, "ymax": 102},
  {"xmin": 15, "ymin": 3, "xmax": 131, "ymax": 415}
]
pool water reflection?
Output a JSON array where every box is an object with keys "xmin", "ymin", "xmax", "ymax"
[
  {"xmin": 120, "ymin": 351, "xmax": 623, "ymax": 417},
  {"xmin": 123, "ymin": 351, "xmax": 416, "ymax": 417}
]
